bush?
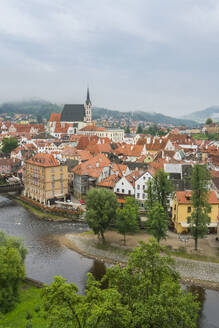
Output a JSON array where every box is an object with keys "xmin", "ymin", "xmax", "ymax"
[
  {"xmin": 25, "ymin": 311, "xmax": 33, "ymax": 320},
  {"xmin": 34, "ymin": 305, "xmax": 41, "ymax": 313},
  {"xmin": 26, "ymin": 321, "xmax": 32, "ymax": 328}
]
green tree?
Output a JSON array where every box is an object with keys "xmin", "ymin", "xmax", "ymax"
[
  {"xmin": 144, "ymin": 178, "xmax": 155, "ymax": 212},
  {"xmin": 205, "ymin": 118, "xmax": 213, "ymax": 125},
  {"xmin": 0, "ymin": 231, "xmax": 27, "ymax": 313},
  {"xmin": 145, "ymin": 170, "xmax": 173, "ymax": 215},
  {"xmin": 136, "ymin": 125, "xmax": 143, "ymax": 134},
  {"xmin": 1, "ymin": 137, "xmax": 18, "ymax": 153},
  {"xmin": 41, "ymin": 275, "xmax": 132, "ymax": 328},
  {"xmin": 116, "ymin": 197, "xmax": 139, "ymax": 245},
  {"xmin": 147, "ymin": 201, "xmax": 169, "ymax": 242},
  {"xmin": 85, "ymin": 188, "xmax": 118, "ymax": 242},
  {"xmin": 42, "ymin": 240, "xmax": 199, "ymax": 328},
  {"xmin": 106, "ymin": 240, "xmax": 199, "ymax": 328},
  {"xmin": 190, "ymin": 164, "xmax": 211, "ymax": 251},
  {"xmin": 125, "ymin": 125, "xmax": 130, "ymax": 134}
]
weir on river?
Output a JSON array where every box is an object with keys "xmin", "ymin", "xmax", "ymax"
[{"xmin": 0, "ymin": 195, "xmax": 218, "ymax": 328}]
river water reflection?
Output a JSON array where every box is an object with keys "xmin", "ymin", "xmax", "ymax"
[{"xmin": 0, "ymin": 195, "xmax": 218, "ymax": 328}]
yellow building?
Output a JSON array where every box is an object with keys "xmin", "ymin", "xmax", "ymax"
[
  {"xmin": 172, "ymin": 191, "xmax": 219, "ymax": 233},
  {"xmin": 23, "ymin": 153, "xmax": 68, "ymax": 205}
]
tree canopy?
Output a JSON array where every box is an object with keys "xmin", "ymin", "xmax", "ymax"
[
  {"xmin": 42, "ymin": 240, "xmax": 199, "ymax": 328},
  {"xmin": 190, "ymin": 164, "xmax": 211, "ymax": 251},
  {"xmin": 116, "ymin": 197, "xmax": 139, "ymax": 244},
  {"xmin": 85, "ymin": 188, "xmax": 118, "ymax": 241},
  {"xmin": 146, "ymin": 201, "xmax": 169, "ymax": 242},
  {"xmin": 0, "ymin": 231, "xmax": 27, "ymax": 313},
  {"xmin": 205, "ymin": 118, "xmax": 213, "ymax": 125},
  {"xmin": 1, "ymin": 137, "xmax": 18, "ymax": 153}
]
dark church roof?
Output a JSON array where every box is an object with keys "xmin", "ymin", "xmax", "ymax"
[{"xmin": 60, "ymin": 104, "xmax": 85, "ymax": 122}]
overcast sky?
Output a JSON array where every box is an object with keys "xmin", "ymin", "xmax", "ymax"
[{"xmin": 1, "ymin": 0, "xmax": 219, "ymax": 116}]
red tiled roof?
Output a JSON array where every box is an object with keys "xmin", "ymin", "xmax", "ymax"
[
  {"xmin": 79, "ymin": 126, "xmax": 106, "ymax": 131},
  {"xmin": 72, "ymin": 153, "xmax": 111, "ymax": 178},
  {"xmin": 49, "ymin": 113, "xmax": 61, "ymax": 122},
  {"xmin": 176, "ymin": 191, "xmax": 219, "ymax": 204},
  {"xmin": 97, "ymin": 174, "xmax": 119, "ymax": 188},
  {"xmin": 26, "ymin": 153, "xmax": 60, "ymax": 167}
]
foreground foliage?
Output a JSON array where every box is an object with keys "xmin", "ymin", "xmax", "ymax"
[
  {"xmin": 0, "ymin": 283, "xmax": 44, "ymax": 328},
  {"xmin": 42, "ymin": 240, "xmax": 199, "ymax": 328},
  {"xmin": 0, "ymin": 231, "xmax": 27, "ymax": 313}
]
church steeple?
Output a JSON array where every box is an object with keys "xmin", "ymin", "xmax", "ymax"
[
  {"xmin": 86, "ymin": 87, "xmax": 92, "ymax": 106},
  {"xmin": 84, "ymin": 87, "xmax": 92, "ymax": 123}
]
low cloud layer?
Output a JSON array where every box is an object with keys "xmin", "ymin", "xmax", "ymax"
[{"xmin": 1, "ymin": 0, "xmax": 219, "ymax": 115}]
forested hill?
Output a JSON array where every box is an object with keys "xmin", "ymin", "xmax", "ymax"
[
  {"xmin": 92, "ymin": 107, "xmax": 197, "ymax": 127},
  {"xmin": 182, "ymin": 106, "xmax": 219, "ymax": 123},
  {"xmin": 0, "ymin": 100, "xmax": 197, "ymax": 126},
  {"xmin": 0, "ymin": 100, "xmax": 61, "ymax": 119}
]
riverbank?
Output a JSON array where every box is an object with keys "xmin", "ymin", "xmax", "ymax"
[
  {"xmin": 15, "ymin": 198, "xmax": 83, "ymax": 222},
  {"xmin": 61, "ymin": 232, "xmax": 219, "ymax": 291}
]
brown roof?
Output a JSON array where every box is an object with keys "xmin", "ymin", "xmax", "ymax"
[
  {"xmin": 176, "ymin": 191, "xmax": 219, "ymax": 204},
  {"xmin": 79, "ymin": 126, "xmax": 106, "ymax": 131},
  {"xmin": 97, "ymin": 174, "xmax": 119, "ymax": 188},
  {"xmin": 26, "ymin": 153, "xmax": 60, "ymax": 167},
  {"xmin": 49, "ymin": 113, "xmax": 61, "ymax": 122},
  {"xmin": 72, "ymin": 153, "xmax": 111, "ymax": 178}
]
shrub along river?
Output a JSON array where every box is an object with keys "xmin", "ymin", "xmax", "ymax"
[{"xmin": 0, "ymin": 195, "xmax": 218, "ymax": 328}]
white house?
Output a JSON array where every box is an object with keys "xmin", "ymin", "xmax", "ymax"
[
  {"xmin": 114, "ymin": 176, "xmax": 135, "ymax": 196},
  {"xmin": 135, "ymin": 171, "xmax": 153, "ymax": 207}
]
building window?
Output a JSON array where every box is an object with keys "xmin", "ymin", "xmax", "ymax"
[
  {"xmin": 137, "ymin": 185, "xmax": 140, "ymax": 190},
  {"xmin": 122, "ymin": 189, "xmax": 125, "ymax": 193},
  {"xmin": 143, "ymin": 185, "xmax": 145, "ymax": 190},
  {"xmin": 137, "ymin": 193, "xmax": 140, "ymax": 198},
  {"xmin": 117, "ymin": 188, "xmax": 119, "ymax": 192},
  {"xmin": 187, "ymin": 216, "xmax": 191, "ymax": 223},
  {"xmin": 142, "ymin": 194, "xmax": 145, "ymax": 199},
  {"xmin": 128, "ymin": 190, "xmax": 131, "ymax": 195},
  {"xmin": 187, "ymin": 207, "xmax": 191, "ymax": 213}
]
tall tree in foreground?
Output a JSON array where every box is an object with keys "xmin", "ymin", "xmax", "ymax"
[
  {"xmin": 106, "ymin": 240, "xmax": 199, "ymax": 328},
  {"xmin": 1, "ymin": 137, "xmax": 18, "ymax": 154},
  {"xmin": 190, "ymin": 164, "xmax": 211, "ymax": 251},
  {"xmin": 42, "ymin": 240, "xmax": 199, "ymax": 328},
  {"xmin": 116, "ymin": 197, "xmax": 139, "ymax": 245},
  {"xmin": 85, "ymin": 188, "xmax": 118, "ymax": 242},
  {"xmin": 0, "ymin": 231, "xmax": 27, "ymax": 313},
  {"xmin": 147, "ymin": 201, "xmax": 169, "ymax": 242}
]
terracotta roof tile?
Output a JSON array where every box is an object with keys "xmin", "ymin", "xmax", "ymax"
[{"xmin": 26, "ymin": 153, "xmax": 60, "ymax": 167}]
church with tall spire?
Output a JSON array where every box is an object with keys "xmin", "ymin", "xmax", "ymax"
[
  {"xmin": 84, "ymin": 87, "xmax": 92, "ymax": 123},
  {"xmin": 48, "ymin": 88, "xmax": 93, "ymax": 136}
]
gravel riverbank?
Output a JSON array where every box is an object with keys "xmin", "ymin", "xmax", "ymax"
[{"xmin": 60, "ymin": 233, "xmax": 219, "ymax": 290}]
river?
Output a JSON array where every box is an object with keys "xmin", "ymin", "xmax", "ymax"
[{"xmin": 0, "ymin": 195, "xmax": 218, "ymax": 328}]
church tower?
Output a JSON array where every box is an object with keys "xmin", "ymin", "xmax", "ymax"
[{"xmin": 84, "ymin": 87, "xmax": 92, "ymax": 123}]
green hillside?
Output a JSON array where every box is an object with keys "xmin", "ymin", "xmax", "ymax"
[{"xmin": 0, "ymin": 100, "xmax": 197, "ymax": 126}]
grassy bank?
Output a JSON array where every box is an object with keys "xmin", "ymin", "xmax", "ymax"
[
  {"xmin": 172, "ymin": 249, "xmax": 219, "ymax": 264},
  {"xmin": 0, "ymin": 283, "xmax": 46, "ymax": 328},
  {"xmin": 15, "ymin": 198, "xmax": 73, "ymax": 221}
]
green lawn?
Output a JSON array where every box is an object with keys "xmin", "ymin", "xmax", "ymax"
[{"xmin": 0, "ymin": 284, "xmax": 47, "ymax": 328}]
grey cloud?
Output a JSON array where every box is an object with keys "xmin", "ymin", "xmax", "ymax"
[{"xmin": 1, "ymin": 0, "xmax": 219, "ymax": 115}]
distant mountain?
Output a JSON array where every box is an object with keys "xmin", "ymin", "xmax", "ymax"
[
  {"xmin": 0, "ymin": 100, "xmax": 197, "ymax": 126},
  {"xmin": 182, "ymin": 106, "xmax": 219, "ymax": 123},
  {"xmin": 92, "ymin": 107, "xmax": 197, "ymax": 127},
  {"xmin": 0, "ymin": 100, "xmax": 61, "ymax": 119}
]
